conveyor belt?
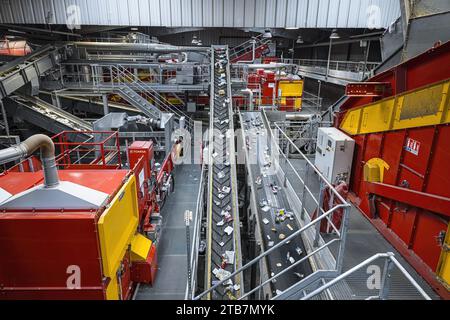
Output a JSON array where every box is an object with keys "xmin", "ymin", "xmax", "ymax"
[
  {"xmin": 240, "ymin": 111, "xmax": 313, "ymax": 296},
  {"xmin": 0, "ymin": 45, "xmax": 60, "ymax": 99},
  {"xmin": 9, "ymin": 93, "xmax": 93, "ymax": 140},
  {"xmin": 205, "ymin": 46, "xmax": 242, "ymax": 300}
]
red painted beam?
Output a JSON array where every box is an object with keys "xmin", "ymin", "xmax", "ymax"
[{"xmin": 366, "ymin": 182, "xmax": 450, "ymax": 218}]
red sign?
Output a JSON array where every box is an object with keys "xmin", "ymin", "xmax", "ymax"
[{"xmin": 405, "ymin": 137, "xmax": 420, "ymax": 155}]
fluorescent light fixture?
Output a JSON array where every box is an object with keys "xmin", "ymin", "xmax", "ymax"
[
  {"xmin": 286, "ymin": 27, "xmax": 299, "ymax": 30},
  {"xmin": 330, "ymin": 29, "xmax": 340, "ymax": 39},
  {"xmin": 262, "ymin": 29, "xmax": 272, "ymax": 38},
  {"xmin": 130, "ymin": 27, "xmax": 138, "ymax": 31}
]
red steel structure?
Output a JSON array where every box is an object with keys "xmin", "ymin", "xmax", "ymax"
[{"xmin": 337, "ymin": 41, "xmax": 450, "ymax": 299}]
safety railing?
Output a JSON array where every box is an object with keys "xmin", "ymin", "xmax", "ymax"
[
  {"xmin": 302, "ymin": 252, "xmax": 432, "ymax": 300},
  {"xmin": 185, "ymin": 163, "xmax": 207, "ymax": 300},
  {"xmin": 192, "ymin": 109, "xmax": 352, "ymax": 300},
  {"xmin": 94, "ymin": 64, "xmax": 194, "ymax": 132},
  {"xmin": 301, "ymin": 91, "xmax": 323, "ymax": 110},
  {"xmin": 61, "ymin": 62, "xmax": 210, "ymax": 87},
  {"xmin": 52, "ymin": 130, "xmax": 122, "ymax": 169},
  {"xmin": 229, "ymin": 34, "xmax": 270, "ymax": 62},
  {"xmin": 275, "ymin": 116, "xmax": 333, "ymax": 155},
  {"xmin": 282, "ymin": 58, "xmax": 380, "ymax": 74}
]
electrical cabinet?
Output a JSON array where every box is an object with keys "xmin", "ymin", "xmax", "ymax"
[{"xmin": 314, "ymin": 127, "xmax": 355, "ymax": 185}]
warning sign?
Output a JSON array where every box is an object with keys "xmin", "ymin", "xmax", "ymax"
[{"xmin": 405, "ymin": 138, "xmax": 420, "ymax": 156}]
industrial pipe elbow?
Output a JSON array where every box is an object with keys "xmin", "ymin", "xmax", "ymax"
[{"xmin": 0, "ymin": 134, "xmax": 59, "ymax": 188}]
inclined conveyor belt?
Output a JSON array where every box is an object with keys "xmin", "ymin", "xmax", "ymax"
[
  {"xmin": 10, "ymin": 93, "xmax": 93, "ymax": 139},
  {"xmin": 205, "ymin": 46, "xmax": 242, "ymax": 300}
]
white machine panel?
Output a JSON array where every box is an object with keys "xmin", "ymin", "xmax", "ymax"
[{"xmin": 315, "ymin": 127, "xmax": 355, "ymax": 185}]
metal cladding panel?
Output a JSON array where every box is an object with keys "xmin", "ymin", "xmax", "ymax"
[
  {"xmin": 192, "ymin": 0, "xmax": 202, "ymax": 26},
  {"xmin": 127, "ymin": 0, "xmax": 141, "ymax": 25},
  {"xmin": 307, "ymin": 0, "xmax": 320, "ymax": 27},
  {"xmin": 0, "ymin": 213, "xmax": 104, "ymax": 296},
  {"xmin": 148, "ymin": 0, "xmax": 160, "ymax": 25},
  {"xmin": 264, "ymin": 0, "xmax": 276, "ymax": 27},
  {"xmin": 0, "ymin": 0, "xmax": 401, "ymax": 27},
  {"xmin": 254, "ymin": 0, "xmax": 266, "ymax": 27},
  {"xmin": 181, "ymin": 0, "xmax": 193, "ymax": 26},
  {"xmin": 159, "ymin": 0, "xmax": 172, "ymax": 27},
  {"xmin": 244, "ymin": 0, "xmax": 255, "ymax": 28},
  {"xmin": 427, "ymin": 126, "xmax": 450, "ymax": 198},
  {"xmin": 275, "ymin": 0, "xmax": 287, "ymax": 28},
  {"xmin": 213, "ymin": 0, "xmax": 224, "ymax": 27},
  {"xmin": 234, "ymin": 0, "xmax": 245, "ymax": 28},
  {"xmin": 202, "ymin": 0, "xmax": 213, "ymax": 27}
]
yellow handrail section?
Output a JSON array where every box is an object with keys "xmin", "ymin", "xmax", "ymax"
[{"xmin": 340, "ymin": 78, "xmax": 450, "ymax": 135}]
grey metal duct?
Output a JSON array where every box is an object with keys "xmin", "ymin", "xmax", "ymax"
[
  {"xmin": 73, "ymin": 42, "xmax": 209, "ymax": 53},
  {"xmin": 0, "ymin": 134, "xmax": 59, "ymax": 187}
]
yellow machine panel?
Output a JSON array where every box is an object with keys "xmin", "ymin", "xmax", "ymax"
[
  {"xmin": 436, "ymin": 223, "xmax": 450, "ymax": 290},
  {"xmin": 363, "ymin": 158, "xmax": 390, "ymax": 183},
  {"xmin": 105, "ymin": 274, "xmax": 119, "ymax": 300},
  {"xmin": 278, "ymin": 80, "xmax": 303, "ymax": 110},
  {"xmin": 340, "ymin": 79, "xmax": 450, "ymax": 135},
  {"xmin": 98, "ymin": 175, "xmax": 139, "ymax": 278},
  {"xmin": 131, "ymin": 233, "xmax": 152, "ymax": 262}
]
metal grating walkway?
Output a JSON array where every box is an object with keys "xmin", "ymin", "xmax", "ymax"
[{"xmin": 135, "ymin": 163, "xmax": 201, "ymax": 300}]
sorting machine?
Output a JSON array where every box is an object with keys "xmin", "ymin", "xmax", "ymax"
[{"xmin": 0, "ymin": 130, "xmax": 176, "ymax": 299}]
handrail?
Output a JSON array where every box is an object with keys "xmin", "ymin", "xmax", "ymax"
[
  {"xmin": 229, "ymin": 34, "xmax": 269, "ymax": 60},
  {"xmin": 194, "ymin": 203, "xmax": 347, "ymax": 300},
  {"xmin": 268, "ymin": 113, "xmax": 348, "ymax": 205},
  {"xmin": 106, "ymin": 65, "xmax": 194, "ymax": 132},
  {"xmin": 301, "ymin": 252, "xmax": 432, "ymax": 300},
  {"xmin": 282, "ymin": 58, "xmax": 380, "ymax": 73},
  {"xmin": 185, "ymin": 163, "xmax": 207, "ymax": 300},
  {"xmin": 194, "ymin": 109, "xmax": 351, "ymax": 300}
]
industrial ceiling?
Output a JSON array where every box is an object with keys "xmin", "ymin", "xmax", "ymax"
[{"xmin": 0, "ymin": 0, "xmax": 401, "ymax": 29}]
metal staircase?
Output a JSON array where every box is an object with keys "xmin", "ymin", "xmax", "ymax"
[
  {"xmin": 98, "ymin": 65, "xmax": 194, "ymax": 132},
  {"xmin": 229, "ymin": 34, "xmax": 271, "ymax": 63},
  {"xmin": 115, "ymin": 86, "xmax": 161, "ymax": 121}
]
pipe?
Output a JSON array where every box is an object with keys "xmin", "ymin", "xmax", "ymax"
[
  {"xmin": 241, "ymin": 89, "xmax": 254, "ymax": 111},
  {"xmin": 73, "ymin": 42, "xmax": 209, "ymax": 53},
  {"xmin": 0, "ymin": 134, "xmax": 59, "ymax": 188}
]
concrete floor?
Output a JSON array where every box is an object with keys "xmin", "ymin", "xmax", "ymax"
[{"xmin": 136, "ymin": 163, "xmax": 201, "ymax": 300}]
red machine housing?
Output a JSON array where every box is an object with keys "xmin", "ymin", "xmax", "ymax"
[
  {"xmin": 338, "ymin": 42, "xmax": 450, "ymax": 299},
  {"xmin": 0, "ymin": 169, "xmax": 129, "ymax": 299},
  {"xmin": 128, "ymin": 141, "xmax": 155, "ymax": 225},
  {"xmin": 0, "ymin": 131, "xmax": 176, "ymax": 299}
]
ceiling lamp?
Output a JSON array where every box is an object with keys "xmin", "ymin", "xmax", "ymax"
[
  {"xmin": 330, "ymin": 29, "xmax": 340, "ymax": 39},
  {"xmin": 130, "ymin": 27, "xmax": 138, "ymax": 31},
  {"xmin": 262, "ymin": 29, "xmax": 272, "ymax": 38},
  {"xmin": 191, "ymin": 35, "xmax": 199, "ymax": 44},
  {"xmin": 296, "ymin": 35, "xmax": 304, "ymax": 44}
]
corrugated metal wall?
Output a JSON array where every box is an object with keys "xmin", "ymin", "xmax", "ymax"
[{"xmin": 0, "ymin": 0, "xmax": 401, "ymax": 28}]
